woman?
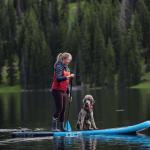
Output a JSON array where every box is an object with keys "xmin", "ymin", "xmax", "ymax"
[{"xmin": 51, "ymin": 52, "xmax": 74, "ymax": 131}]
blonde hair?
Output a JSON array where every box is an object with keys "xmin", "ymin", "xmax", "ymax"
[{"xmin": 56, "ymin": 52, "xmax": 72, "ymax": 63}]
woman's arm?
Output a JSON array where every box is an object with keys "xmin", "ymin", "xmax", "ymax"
[{"xmin": 55, "ymin": 63, "xmax": 67, "ymax": 82}]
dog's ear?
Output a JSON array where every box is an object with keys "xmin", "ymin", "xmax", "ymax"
[
  {"xmin": 92, "ymin": 99, "xmax": 95, "ymax": 104},
  {"xmin": 90, "ymin": 96, "xmax": 95, "ymax": 104},
  {"xmin": 89, "ymin": 98, "xmax": 95, "ymax": 105},
  {"xmin": 82, "ymin": 98, "xmax": 86, "ymax": 104}
]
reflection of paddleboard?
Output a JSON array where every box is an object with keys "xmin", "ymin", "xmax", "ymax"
[
  {"xmin": 12, "ymin": 121, "xmax": 150, "ymax": 138},
  {"xmin": 0, "ymin": 128, "xmax": 30, "ymax": 133}
]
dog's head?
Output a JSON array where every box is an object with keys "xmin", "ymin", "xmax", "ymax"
[{"xmin": 83, "ymin": 95, "xmax": 95, "ymax": 109}]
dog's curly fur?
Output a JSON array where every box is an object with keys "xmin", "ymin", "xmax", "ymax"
[{"xmin": 76, "ymin": 95, "xmax": 97, "ymax": 130}]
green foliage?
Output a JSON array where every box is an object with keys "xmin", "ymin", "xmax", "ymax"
[
  {"xmin": 105, "ymin": 39, "xmax": 115, "ymax": 88},
  {"xmin": 1, "ymin": 60, "xmax": 9, "ymax": 85},
  {"xmin": 136, "ymin": 0, "xmax": 150, "ymax": 71},
  {"xmin": 0, "ymin": 41, "xmax": 4, "ymax": 83},
  {"xmin": 7, "ymin": 55, "xmax": 20, "ymax": 85},
  {"xmin": 131, "ymin": 72, "xmax": 150, "ymax": 89},
  {"xmin": 80, "ymin": 24, "xmax": 92, "ymax": 85},
  {"xmin": 20, "ymin": 8, "xmax": 51, "ymax": 89},
  {"xmin": 0, "ymin": 85, "xmax": 21, "ymax": 93},
  {"xmin": 118, "ymin": 15, "xmax": 142, "ymax": 87},
  {"xmin": 0, "ymin": 0, "xmax": 150, "ymax": 89},
  {"xmin": 93, "ymin": 22, "xmax": 105, "ymax": 87}
]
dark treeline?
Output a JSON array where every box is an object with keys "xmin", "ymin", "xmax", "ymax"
[{"xmin": 0, "ymin": 0, "xmax": 150, "ymax": 89}]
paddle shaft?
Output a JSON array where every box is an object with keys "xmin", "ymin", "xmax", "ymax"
[{"xmin": 66, "ymin": 78, "xmax": 73, "ymax": 122}]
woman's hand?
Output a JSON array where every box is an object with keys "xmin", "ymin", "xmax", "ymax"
[
  {"xmin": 66, "ymin": 74, "xmax": 75, "ymax": 79},
  {"xmin": 70, "ymin": 74, "xmax": 75, "ymax": 78}
]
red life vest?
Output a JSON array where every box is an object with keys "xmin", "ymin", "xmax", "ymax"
[{"xmin": 51, "ymin": 67, "xmax": 70, "ymax": 92}]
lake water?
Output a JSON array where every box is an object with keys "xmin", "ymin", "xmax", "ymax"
[{"xmin": 0, "ymin": 88, "xmax": 150, "ymax": 150}]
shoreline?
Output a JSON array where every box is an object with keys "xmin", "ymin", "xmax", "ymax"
[
  {"xmin": 0, "ymin": 83, "xmax": 149, "ymax": 94},
  {"xmin": 0, "ymin": 72, "xmax": 149, "ymax": 93}
]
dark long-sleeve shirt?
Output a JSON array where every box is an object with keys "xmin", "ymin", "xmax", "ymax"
[
  {"xmin": 55, "ymin": 61, "xmax": 70, "ymax": 94},
  {"xmin": 55, "ymin": 61, "xmax": 70, "ymax": 82}
]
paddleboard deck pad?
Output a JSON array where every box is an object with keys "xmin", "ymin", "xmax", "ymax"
[{"xmin": 12, "ymin": 121, "xmax": 150, "ymax": 138}]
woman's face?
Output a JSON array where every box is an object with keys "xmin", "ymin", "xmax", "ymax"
[{"xmin": 63, "ymin": 57, "xmax": 72, "ymax": 65}]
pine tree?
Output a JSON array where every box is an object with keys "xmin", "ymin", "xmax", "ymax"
[
  {"xmin": 93, "ymin": 22, "xmax": 106, "ymax": 87},
  {"xmin": 59, "ymin": 0, "xmax": 69, "ymax": 49},
  {"xmin": 4, "ymin": 0, "xmax": 18, "ymax": 86},
  {"xmin": 0, "ymin": 1, "xmax": 5, "ymax": 84},
  {"xmin": 77, "ymin": 0, "xmax": 82, "ymax": 25},
  {"xmin": 40, "ymin": 0, "xmax": 51, "ymax": 41},
  {"xmin": 44, "ymin": 0, "xmax": 60, "ymax": 60},
  {"xmin": 136, "ymin": 0, "xmax": 150, "ymax": 71},
  {"xmin": 1, "ymin": 60, "xmax": 9, "ymax": 85},
  {"xmin": 118, "ymin": 15, "xmax": 142, "ymax": 87},
  {"xmin": 0, "ymin": 41, "xmax": 4, "ymax": 84},
  {"xmin": 105, "ymin": 39, "xmax": 115, "ymax": 88},
  {"xmin": 21, "ymin": 0, "xmax": 31, "ymax": 11},
  {"xmin": 80, "ymin": 24, "xmax": 91, "ymax": 85},
  {"xmin": 144, "ymin": 0, "xmax": 150, "ymax": 11},
  {"xmin": 7, "ymin": 55, "xmax": 20, "ymax": 85},
  {"xmin": 20, "ymin": 8, "xmax": 51, "ymax": 89}
]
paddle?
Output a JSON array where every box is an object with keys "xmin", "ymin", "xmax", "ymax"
[{"xmin": 65, "ymin": 78, "xmax": 73, "ymax": 131}]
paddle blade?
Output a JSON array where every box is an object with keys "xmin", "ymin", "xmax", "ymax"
[{"xmin": 65, "ymin": 121, "xmax": 72, "ymax": 131}]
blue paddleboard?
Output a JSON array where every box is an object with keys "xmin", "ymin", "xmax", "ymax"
[{"xmin": 12, "ymin": 121, "xmax": 150, "ymax": 138}]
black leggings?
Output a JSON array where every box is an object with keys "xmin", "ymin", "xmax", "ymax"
[{"xmin": 52, "ymin": 90, "xmax": 67, "ymax": 122}]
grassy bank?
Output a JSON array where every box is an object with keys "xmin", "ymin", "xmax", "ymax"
[
  {"xmin": 0, "ymin": 85, "xmax": 21, "ymax": 93},
  {"xmin": 131, "ymin": 72, "xmax": 150, "ymax": 89}
]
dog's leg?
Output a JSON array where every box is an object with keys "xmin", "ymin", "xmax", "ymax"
[
  {"xmin": 80, "ymin": 109, "xmax": 87, "ymax": 130},
  {"xmin": 76, "ymin": 111, "xmax": 82, "ymax": 130},
  {"xmin": 90, "ymin": 111, "xmax": 97, "ymax": 129},
  {"xmin": 87, "ymin": 120, "xmax": 93, "ymax": 130},
  {"xmin": 77, "ymin": 109, "xmax": 86, "ymax": 130}
]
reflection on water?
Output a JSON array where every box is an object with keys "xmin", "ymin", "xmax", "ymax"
[
  {"xmin": 1, "ymin": 134, "xmax": 150, "ymax": 150},
  {"xmin": 52, "ymin": 136, "xmax": 98, "ymax": 150},
  {"xmin": 49, "ymin": 134, "xmax": 150, "ymax": 150},
  {"xmin": 0, "ymin": 89, "xmax": 150, "ymax": 150}
]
